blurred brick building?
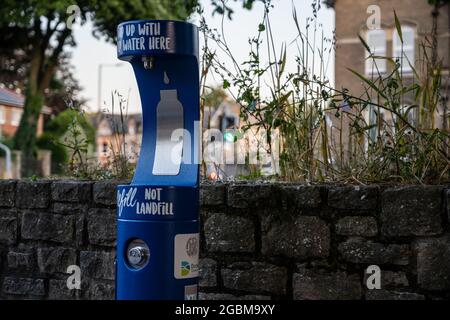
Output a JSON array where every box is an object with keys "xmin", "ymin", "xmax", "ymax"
[
  {"xmin": 327, "ymin": 0, "xmax": 449, "ymax": 94},
  {"xmin": 89, "ymin": 113, "xmax": 142, "ymax": 165},
  {"xmin": 0, "ymin": 87, "xmax": 51, "ymax": 138},
  {"xmin": 326, "ymin": 0, "xmax": 449, "ymax": 153}
]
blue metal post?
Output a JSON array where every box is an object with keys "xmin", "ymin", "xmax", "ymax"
[{"xmin": 115, "ymin": 20, "xmax": 199, "ymax": 300}]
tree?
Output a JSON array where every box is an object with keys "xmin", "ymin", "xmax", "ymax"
[
  {"xmin": 210, "ymin": 0, "xmax": 259, "ymax": 19},
  {"xmin": 44, "ymin": 53, "xmax": 86, "ymax": 115},
  {"xmin": 203, "ymin": 86, "xmax": 228, "ymax": 109},
  {"xmin": 0, "ymin": 50, "xmax": 85, "ymax": 116},
  {"xmin": 0, "ymin": 0, "xmax": 197, "ymax": 175}
]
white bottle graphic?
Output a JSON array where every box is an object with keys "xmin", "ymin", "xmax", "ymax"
[{"xmin": 152, "ymin": 89, "xmax": 184, "ymax": 175}]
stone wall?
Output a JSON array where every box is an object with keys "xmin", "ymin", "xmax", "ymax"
[{"xmin": 0, "ymin": 180, "xmax": 449, "ymax": 300}]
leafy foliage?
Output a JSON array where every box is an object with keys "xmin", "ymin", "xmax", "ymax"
[
  {"xmin": 92, "ymin": 0, "xmax": 199, "ymax": 41},
  {"xmin": 0, "ymin": 52, "xmax": 85, "ymax": 115},
  {"xmin": 0, "ymin": 0, "xmax": 197, "ymax": 175},
  {"xmin": 37, "ymin": 106, "xmax": 95, "ymax": 174},
  {"xmin": 201, "ymin": 1, "xmax": 449, "ymax": 184},
  {"xmin": 210, "ymin": 0, "xmax": 260, "ymax": 19},
  {"xmin": 203, "ymin": 86, "xmax": 228, "ymax": 109}
]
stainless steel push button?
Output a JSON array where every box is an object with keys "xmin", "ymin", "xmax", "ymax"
[{"xmin": 126, "ymin": 239, "xmax": 150, "ymax": 269}]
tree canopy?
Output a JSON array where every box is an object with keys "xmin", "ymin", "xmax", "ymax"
[
  {"xmin": 0, "ymin": 0, "xmax": 197, "ymax": 175},
  {"xmin": 0, "ymin": 0, "xmax": 256, "ymax": 175},
  {"xmin": 210, "ymin": 0, "xmax": 259, "ymax": 19}
]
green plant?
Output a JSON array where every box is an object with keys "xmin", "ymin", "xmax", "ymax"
[
  {"xmin": 339, "ymin": 11, "xmax": 449, "ymax": 183},
  {"xmin": 55, "ymin": 107, "xmax": 93, "ymax": 177},
  {"xmin": 36, "ymin": 133, "xmax": 68, "ymax": 173},
  {"xmin": 52, "ymin": 91, "xmax": 136, "ymax": 180},
  {"xmin": 200, "ymin": 0, "xmax": 449, "ymax": 184},
  {"xmin": 99, "ymin": 90, "xmax": 135, "ymax": 180},
  {"xmin": 37, "ymin": 105, "xmax": 95, "ymax": 174},
  {"xmin": 0, "ymin": 1, "xmax": 197, "ymax": 174}
]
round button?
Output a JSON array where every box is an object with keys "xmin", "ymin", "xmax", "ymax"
[{"xmin": 126, "ymin": 239, "xmax": 150, "ymax": 269}]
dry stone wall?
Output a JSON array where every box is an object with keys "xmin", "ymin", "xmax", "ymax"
[{"xmin": 0, "ymin": 180, "xmax": 449, "ymax": 300}]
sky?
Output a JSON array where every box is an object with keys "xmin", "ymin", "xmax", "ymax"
[{"xmin": 69, "ymin": 0, "xmax": 335, "ymax": 114}]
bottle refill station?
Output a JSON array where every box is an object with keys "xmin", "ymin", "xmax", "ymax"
[{"xmin": 116, "ymin": 20, "xmax": 200, "ymax": 300}]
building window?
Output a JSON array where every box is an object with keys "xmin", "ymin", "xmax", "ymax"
[
  {"xmin": 128, "ymin": 120, "xmax": 136, "ymax": 135},
  {"xmin": 393, "ymin": 26, "xmax": 415, "ymax": 73},
  {"xmin": 365, "ymin": 104, "xmax": 378, "ymax": 143},
  {"xmin": 98, "ymin": 120, "xmax": 112, "ymax": 136},
  {"xmin": 0, "ymin": 107, "xmax": 5, "ymax": 125},
  {"xmin": 365, "ymin": 103, "xmax": 390, "ymax": 144},
  {"xmin": 365, "ymin": 29, "xmax": 387, "ymax": 74},
  {"xmin": 221, "ymin": 115, "xmax": 238, "ymax": 131},
  {"xmin": 102, "ymin": 142, "xmax": 108, "ymax": 153},
  {"xmin": 11, "ymin": 109, "xmax": 22, "ymax": 126},
  {"xmin": 399, "ymin": 104, "xmax": 417, "ymax": 126}
]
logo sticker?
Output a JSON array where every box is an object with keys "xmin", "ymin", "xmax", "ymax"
[
  {"xmin": 174, "ymin": 233, "xmax": 199, "ymax": 279},
  {"xmin": 181, "ymin": 261, "xmax": 191, "ymax": 276},
  {"xmin": 186, "ymin": 236, "xmax": 199, "ymax": 257},
  {"xmin": 184, "ymin": 284, "xmax": 198, "ymax": 300}
]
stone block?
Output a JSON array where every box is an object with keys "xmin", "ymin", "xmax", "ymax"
[
  {"xmin": 86, "ymin": 280, "xmax": 115, "ymax": 300},
  {"xmin": 0, "ymin": 213, "xmax": 17, "ymax": 244},
  {"xmin": 447, "ymin": 189, "xmax": 450, "ymax": 223},
  {"xmin": 0, "ymin": 180, "xmax": 16, "ymax": 207},
  {"xmin": 48, "ymin": 279, "xmax": 79, "ymax": 300},
  {"xmin": 328, "ymin": 186, "xmax": 378, "ymax": 210},
  {"xmin": 338, "ymin": 238, "xmax": 409, "ymax": 265},
  {"xmin": 279, "ymin": 185, "xmax": 322, "ymax": 208},
  {"xmin": 336, "ymin": 216, "xmax": 378, "ymax": 237},
  {"xmin": 293, "ymin": 268, "xmax": 361, "ymax": 300},
  {"xmin": 200, "ymin": 184, "xmax": 226, "ymax": 206},
  {"xmin": 93, "ymin": 180, "xmax": 123, "ymax": 206},
  {"xmin": 16, "ymin": 181, "xmax": 51, "ymax": 209},
  {"xmin": 227, "ymin": 184, "xmax": 276, "ymax": 208},
  {"xmin": 221, "ymin": 262, "xmax": 287, "ymax": 295},
  {"xmin": 262, "ymin": 215, "xmax": 329, "ymax": 259},
  {"xmin": 381, "ymin": 186, "xmax": 443, "ymax": 237},
  {"xmin": 37, "ymin": 247, "xmax": 77, "ymax": 274},
  {"xmin": 416, "ymin": 236, "xmax": 450, "ymax": 290},
  {"xmin": 365, "ymin": 290, "xmax": 424, "ymax": 300},
  {"xmin": 80, "ymin": 251, "xmax": 115, "ymax": 280},
  {"xmin": 21, "ymin": 212, "xmax": 74, "ymax": 243},
  {"xmin": 199, "ymin": 293, "xmax": 271, "ymax": 300},
  {"xmin": 52, "ymin": 202, "xmax": 88, "ymax": 215},
  {"xmin": 204, "ymin": 213, "xmax": 254, "ymax": 252},
  {"xmin": 7, "ymin": 250, "xmax": 35, "ymax": 271},
  {"xmin": 51, "ymin": 181, "xmax": 92, "ymax": 203},
  {"xmin": 2, "ymin": 277, "xmax": 45, "ymax": 296},
  {"xmin": 199, "ymin": 258, "xmax": 217, "ymax": 288},
  {"xmin": 87, "ymin": 208, "xmax": 116, "ymax": 246}
]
